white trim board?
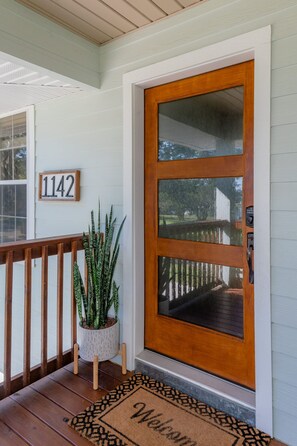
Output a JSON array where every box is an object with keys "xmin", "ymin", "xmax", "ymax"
[
  {"xmin": 123, "ymin": 26, "xmax": 272, "ymax": 435},
  {"xmin": 0, "ymin": 106, "xmax": 35, "ymax": 241}
]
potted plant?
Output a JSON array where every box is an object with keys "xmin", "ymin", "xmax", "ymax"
[{"xmin": 73, "ymin": 203, "xmax": 125, "ymax": 362}]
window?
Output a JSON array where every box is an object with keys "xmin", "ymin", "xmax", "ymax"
[{"xmin": 0, "ymin": 108, "xmax": 34, "ymax": 243}]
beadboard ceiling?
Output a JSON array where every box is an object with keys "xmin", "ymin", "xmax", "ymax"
[
  {"xmin": 0, "ymin": 0, "xmax": 207, "ymax": 114},
  {"xmin": 0, "ymin": 55, "xmax": 84, "ymax": 115},
  {"xmin": 16, "ymin": 0, "xmax": 206, "ymax": 46}
]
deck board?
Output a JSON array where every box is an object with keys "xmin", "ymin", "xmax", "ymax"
[
  {"xmin": 0, "ymin": 419, "xmax": 28, "ymax": 446},
  {"xmin": 11, "ymin": 386, "xmax": 91, "ymax": 446},
  {"xmin": 0, "ymin": 397, "xmax": 70, "ymax": 446},
  {"xmin": 31, "ymin": 376, "xmax": 92, "ymax": 415},
  {"xmin": 48, "ymin": 366, "xmax": 107, "ymax": 402},
  {"xmin": 0, "ymin": 360, "xmax": 284, "ymax": 445},
  {"xmin": 64, "ymin": 360, "xmax": 123, "ymax": 391}
]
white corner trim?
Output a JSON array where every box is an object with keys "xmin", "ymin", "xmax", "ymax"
[
  {"xmin": 0, "ymin": 106, "xmax": 35, "ymax": 241},
  {"xmin": 123, "ymin": 26, "xmax": 272, "ymax": 435},
  {"xmin": 26, "ymin": 105, "xmax": 35, "ymax": 240}
]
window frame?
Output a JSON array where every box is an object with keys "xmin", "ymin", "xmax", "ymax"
[{"xmin": 0, "ymin": 106, "xmax": 35, "ymax": 242}]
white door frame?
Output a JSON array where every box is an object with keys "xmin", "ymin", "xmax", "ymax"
[{"xmin": 122, "ymin": 26, "xmax": 272, "ymax": 435}]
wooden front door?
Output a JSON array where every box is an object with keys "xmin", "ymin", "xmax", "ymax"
[{"xmin": 144, "ymin": 61, "xmax": 255, "ymax": 389}]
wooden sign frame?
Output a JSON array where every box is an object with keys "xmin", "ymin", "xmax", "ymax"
[{"xmin": 39, "ymin": 170, "xmax": 80, "ymax": 201}]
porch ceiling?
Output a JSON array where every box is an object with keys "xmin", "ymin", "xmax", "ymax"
[
  {"xmin": 16, "ymin": 0, "xmax": 206, "ymax": 46},
  {"xmin": 0, "ymin": 54, "xmax": 85, "ymax": 115}
]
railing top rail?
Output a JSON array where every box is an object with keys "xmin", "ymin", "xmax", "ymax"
[{"xmin": 0, "ymin": 233, "xmax": 83, "ymax": 265}]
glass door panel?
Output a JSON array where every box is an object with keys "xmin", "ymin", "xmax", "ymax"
[
  {"xmin": 158, "ymin": 256, "xmax": 243, "ymax": 338},
  {"xmin": 158, "ymin": 177, "xmax": 243, "ymax": 245},
  {"xmin": 158, "ymin": 87, "xmax": 243, "ymax": 161}
]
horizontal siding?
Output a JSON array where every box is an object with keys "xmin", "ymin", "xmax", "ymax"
[
  {"xmin": 35, "ymin": 88, "xmax": 123, "ymax": 123},
  {"xmin": 272, "ymin": 295, "xmax": 297, "ymax": 329},
  {"xmin": 272, "ymin": 324, "xmax": 297, "ymax": 358},
  {"xmin": 271, "ymin": 123, "xmax": 297, "ymax": 154},
  {"xmin": 272, "ymin": 183, "xmax": 297, "ymax": 211},
  {"xmin": 0, "ymin": 0, "xmax": 99, "ymax": 87},
  {"xmin": 271, "ymin": 153, "xmax": 297, "ymax": 182},
  {"xmin": 272, "ymin": 33, "xmax": 297, "ymax": 69},
  {"xmin": 271, "ymin": 267, "xmax": 297, "ymax": 299},
  {"xmin": 273, "ymin": 409, "xmax": 297, "ymax": 445},
  {"xmin": 271, "ymin": 239, "xmax": 297, "ymax": 268},
  {"xmin": 274, "ymin": 379, "xmax": 297, "ymax": 419},
  {"xmin": 272, "ymin": 65, "xmax": 297, "ymax": 98},
  {"xmin": 272, "ymin": 211, "xmax": 297, "ymax": 240},
  {"xmin": 272, "ymin": 95, "xmax": 297, "ymax": 127},
  {"xmin": 273, "ymin": 352, "xmax": 297, "ymax": 388}
]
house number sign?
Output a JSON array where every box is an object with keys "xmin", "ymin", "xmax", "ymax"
[{"xmin": 39, "ymin": 170, "xmax": 80, "ymax": 201}]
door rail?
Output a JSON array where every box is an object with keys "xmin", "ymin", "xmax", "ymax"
[{"xmin": 0, "ymin": 234, "xmax": 84, "ymax": 399}]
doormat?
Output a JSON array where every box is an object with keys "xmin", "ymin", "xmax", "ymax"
[{"xmin": 69, "ymin": 373, "xmax": 271, "ymax": 446}]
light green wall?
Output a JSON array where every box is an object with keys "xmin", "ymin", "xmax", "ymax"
[
  {"xmin": 92, "ymin": 2, "xmax": 297, "ymax": 443},
  {"xmin": 2, "ymin": 0, "xmax": 297, "ymax": 443},
  {"xmin": 0, "ymin": 0, "xmax": 100, "ymax": 87}
]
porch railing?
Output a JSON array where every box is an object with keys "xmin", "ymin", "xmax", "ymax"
[
  {"xmin": 0, "ymin": 234, "xmax": 83, "ymax": 399},
  {"xmin": 158, "ymin": 220, "xmax": 230, "ymax": 303}
]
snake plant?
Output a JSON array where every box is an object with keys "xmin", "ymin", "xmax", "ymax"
[{"xmin": 73, "ymin": 204, "xmax": 125, "ymax": 329}]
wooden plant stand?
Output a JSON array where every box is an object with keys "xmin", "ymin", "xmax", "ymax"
[{"xmin": 73, "ymin": 343, "xmax": 127, "ymax": 390}]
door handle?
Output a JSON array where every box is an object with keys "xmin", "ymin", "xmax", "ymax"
[{"xmin": 247, "ymin": 233, "xmax": 254, "ymax": 284}]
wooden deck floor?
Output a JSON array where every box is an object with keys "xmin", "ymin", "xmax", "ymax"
[
  {"xmin": 0, "ymin": 360, "xmax": 285, "ymax": 445},
  {"xmin": 0, "ymin": 360, "xmax": 133, "ymax": 445}
]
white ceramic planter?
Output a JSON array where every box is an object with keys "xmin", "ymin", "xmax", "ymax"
[{"xmin": 78, "ymin": 320, "xmax": 120, "ymax": 362}]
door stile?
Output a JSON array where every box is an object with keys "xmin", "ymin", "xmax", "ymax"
[
  {"xmin": 144, "ymin": 94, "xmax": 159, "ymax": 327},
  {"xmin": 242, "ymin": 60, "xmax": 255, "ymax": 387}
]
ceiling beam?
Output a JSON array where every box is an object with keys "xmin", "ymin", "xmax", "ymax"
[{"xmin": 0, "ymin": 0, "xmax": 100, "ymax": 89}]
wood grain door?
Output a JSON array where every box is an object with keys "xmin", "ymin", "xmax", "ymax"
[{"xmin": 144, "ymin": 61, "xmax": 255, "ymax": 389}]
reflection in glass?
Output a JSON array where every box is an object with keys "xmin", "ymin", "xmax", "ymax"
[
  {"xmin": 16, "ymin": 185, "xmax": 26, "ymax": 217},
  {"xmin": 158, "ymin": 256, "xmax": 243, "ymax": 338},
  {"xmin": 2, "ymin": 217, "xmax": 15, "ymax": 243},
  {"xmin": 13, "ymin": 113, "xmax": 26, "ymax": 147},
  {"xmin": 158, "ymin": 87, "xmax": 243, "ymax": 161},
  {"xmin": 0, "ymin": 116, "xmax": 12, "ymax": 150},
  {"xmin": 159, "ymin": 177, "xmax": 242, "ymax": 246},
  {"xmin": 2, "ymin": 185, "xmax": 15, "ymax": 216},
  {"xmin": 14, "ymin": 148, "xmax": 27, "ymax": 179},
  {"xmin": 0, "ymin": 185, "xmax": 27, "ymax": 243},
  {"xmin": 0, "ymin": 150, "xmax": 13, "ymax": 180},
  {"xmin": 0, "ymin": 113, "xmax": 27, "ymax": 243},
  {"xmin": 16, "ymin": 218, "xmax": 26, "ymax": 241}
]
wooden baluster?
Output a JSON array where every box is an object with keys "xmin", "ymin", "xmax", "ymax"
[
  {"xmin": 183, "ymin": 259, "xmax": 187, "ymax": 295},
  {"xmin": 197, "ymin": 262, "xmax": 204, "ymax": 288},
  {"xmin": 172, "ymin": 258, "xmax": 176, "ymax": 300},
  {"xmin": 194, "ymin": 260, "xmax": 198, "ymax": 290},
  {"xmin": 41, "ymin": 245, "xmax": 48, "ymax": 377},
  {"xmin": 121, "ymin": 343, "xmax": 127, "ymax": 375},
  {"xmin": 189, "ymin": 260, "xmax": 193, "ymax": 291},
  {"xmin": 177, "ymin": 259, "xmax": 182, "ymax": 298},
  {"xmin": 57, "ymin": 243, "xmax": 64, "ymax": 369},
  {"xmin": 71, "ymin": 241, "xmax": 78, "ymax": 353},
  {"xmin": 4, "ymin": 251, "xmax": 13, "ymax": 397},
  {"xmin": 93, "ymin": 355, "xmax": 99, "ymax": 390},
  {"xmin": 165, "ymin": 257, "xmax": 170, "ymax": 300},
  {"xmin": 23, "ymin": 248, "xmax": 32, "ymax": 387}
]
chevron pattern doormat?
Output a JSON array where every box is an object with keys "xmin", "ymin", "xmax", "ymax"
[{"xmin": 69, "ymin": 373, "xmax": 271, "ymax": 446}]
